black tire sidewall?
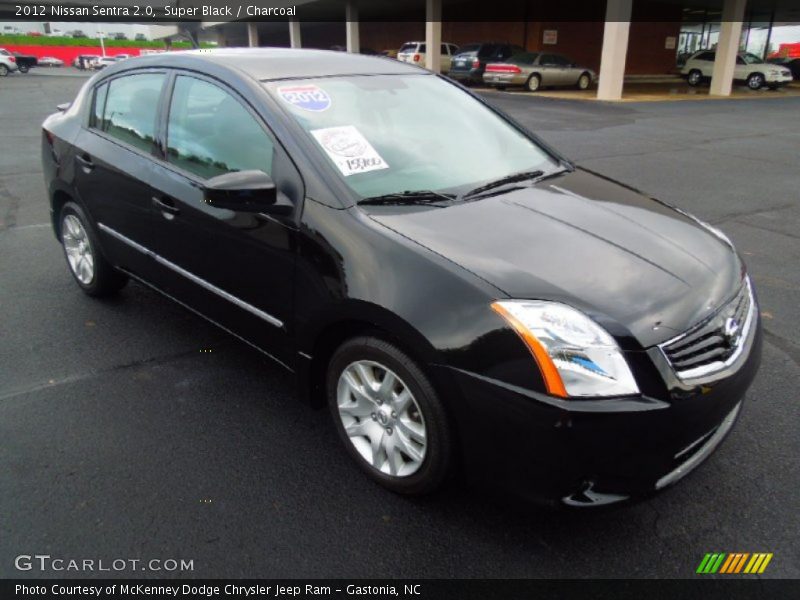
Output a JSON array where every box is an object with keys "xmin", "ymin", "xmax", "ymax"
[
  {"xmin": 688, "ymin": 70, "xmax": 702, "ymax": 86},
  {"xmin": 326, "ymin": 336, "xmax": 452, "ymax": 495}
]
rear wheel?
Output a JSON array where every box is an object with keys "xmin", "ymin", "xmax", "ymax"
[
  {"xmin": 0, "ymin": 64, "xmax": 8, "ymax": 77},
  {"xmin": 577, "ymin": 72, "xmax": 591, "ymax": 90},
  {"xmin": 18, "ymin": 65, "xmax": 29, "ymax": 74},
  {"xmin": 59, "ymin": 202, "xmax": 128, "ymax": 297},
  {"xmin": 687, "ymin": 69, "xmax": 703, "ymax": 86},
  {"xmin": 526, "ymin": 73, "xmax": 541, "ymax": 92},
  {"xmin": 327, "ymin": 336, "xmax": 453, "ymax": 495},
  {"xmin": 747, "ymin": 73, "xmax": 765, "ymax": 90}
]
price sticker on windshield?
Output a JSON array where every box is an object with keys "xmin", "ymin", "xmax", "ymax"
[
  {"xmin": 310, "ymin": 126, "xmax": 389, "ymax": 177},
  {"xmin": 277, "ymin": 85, "xmax": 331, "ymax": 112}
]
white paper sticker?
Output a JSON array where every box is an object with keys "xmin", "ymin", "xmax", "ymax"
[{"xmin": 310, "ymin": 126, "xmax": 389, "ymax": 177}]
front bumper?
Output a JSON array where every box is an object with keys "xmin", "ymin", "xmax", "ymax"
[{"xmin": 438, "ymin": 315, "xmax": 762, "ymax": 506}]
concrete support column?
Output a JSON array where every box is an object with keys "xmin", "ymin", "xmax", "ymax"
[
  {"xmin": 247, "ymin": 22, "xmax": 259, "ymax": 48},
  {"xmin": 596, "ymin": 0, "xmax": 632, "ymax": 101},
  {"xmin": 710, "ymin": 0, "xmax": 747, "ymax": 96},
  {"xmin": 346, "ymin": 1, "xmax": 360, "ymax": 53},
  {"xmin": 425, "ymin": 0, "xmax": 442, "ymax": 73},
  {"xmin": 289, "ymin": 20, "xmax": 302, "ymax": 48}
]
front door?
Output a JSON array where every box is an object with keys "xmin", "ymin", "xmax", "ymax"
[{"xmin": 145, "ymin": 73, "xmax": 301, "ymax": 367}]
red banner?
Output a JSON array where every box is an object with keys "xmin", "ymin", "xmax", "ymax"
[{"xmin": 2, "ymin": 45, "xmax": 149, "ymax": 64}]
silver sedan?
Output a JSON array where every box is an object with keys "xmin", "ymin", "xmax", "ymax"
[{"xmin": 482, "ymin": 52, "xmax": 597, "ymax": 92}]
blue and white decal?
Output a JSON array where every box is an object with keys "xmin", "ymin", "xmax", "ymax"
[{"xmin": 277, "ymin": 85, "xmax": 331, "ymax": 112}]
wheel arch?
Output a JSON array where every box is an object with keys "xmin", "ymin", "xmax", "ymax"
[{"xmin": 297, "ymin": 301, "xmax": 448, "ymax": 410}]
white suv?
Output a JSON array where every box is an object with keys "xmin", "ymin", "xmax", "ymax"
[
  {"xmin": 0, "ymin": 48, "xmax": 19, "ymax": 76},
  {"xmin": 397, "ymin": 41, "xmax": 459, "ymax": 72},
  {"xmin": 682, "ymin": 50, "xmax": 793, "ymax": 90}
]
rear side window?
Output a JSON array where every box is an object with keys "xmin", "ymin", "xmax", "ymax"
[
  {"xmin": 96, "ymin": 73, "xmax": 165, "ymax": 153},
  {"xmin": 166, "ymin": 75, "xmax": 274, "ymax": 180},
  {"xmin": 697, "ymin": 52, "xmax": 715, "ymax": 61}
]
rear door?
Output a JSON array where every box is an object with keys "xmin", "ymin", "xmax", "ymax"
[
  {"xmin": 72, "ymin": 71, "xmax": 167, "ymax": 279},
  {"xmin": 145, "ymin": 73, "xmax": 301, "ymax": 366}
]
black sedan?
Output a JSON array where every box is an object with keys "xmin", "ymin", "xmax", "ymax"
[{"xmin": 41, "ymin": 49, "xmax": 761, "ymax": 506}]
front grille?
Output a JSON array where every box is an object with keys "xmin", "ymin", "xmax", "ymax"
[{"xmin": 661, "ymin": 279, "xmax": 753, "ymax": 379}]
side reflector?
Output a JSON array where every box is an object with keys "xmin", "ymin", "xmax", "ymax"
[{"xmin": 491, "ymin": 302, "xmax": 568, "ymax": 398}]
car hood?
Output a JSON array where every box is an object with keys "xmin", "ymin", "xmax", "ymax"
[{"xmin": 366, "ymin": 169, "xmax": 743, "ymax": 349}]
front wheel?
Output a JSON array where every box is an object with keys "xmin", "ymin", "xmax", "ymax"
[
  {"xmin": 18, "ymin": 65, "xmax": 29, "ymax": 74},
  {"xmin": 327, "ymin": 336, "xmax": 453, "ymax": 495},
  {"xmin": 59, "ymin": 202, "xmax": 128, "ymax": 297},
  {"xmin": 747, "ymin": 73, "xmax": 765, "ymax": 90},
  {"xmin": 526, "ymin": 73, "xmax": 541, "ymax": 92},
  {"xmin": 687, "ymin": 69, "xmax": 703, "ymax": 86}
]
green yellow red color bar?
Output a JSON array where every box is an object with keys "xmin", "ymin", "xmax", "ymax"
[{"xmin": 696, "ymin": 553, "xmax": 773, "ymax": 574}]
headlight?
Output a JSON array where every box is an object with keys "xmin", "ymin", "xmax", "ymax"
[{"xmin": 492, "ymin": 301, "xmax": 640, "ymax": 398}]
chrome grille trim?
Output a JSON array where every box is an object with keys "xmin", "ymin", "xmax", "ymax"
[{"xmin": 658, "ymin": 277, "xmax": 755, "ymax": 384}]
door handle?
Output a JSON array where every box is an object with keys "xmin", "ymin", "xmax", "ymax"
[
  {"xmin": 76, "ymin": 153, "xmax": 94, "ymax": 172},
  {"xmin": 152, "ymin": 196, "xmax": 180, "ymax": 219}
]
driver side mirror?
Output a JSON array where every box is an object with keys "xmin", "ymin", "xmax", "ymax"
[{"xmin": 203, "ymin": 170, "xmax": 292, "ymax": 215}]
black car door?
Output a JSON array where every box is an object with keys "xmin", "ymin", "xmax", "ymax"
[
  {"xmin": 144, "ymin": 72, "xmax": 301, "ymax": 368},
  {"xmin": 72, "ymin": 70, "xmax": 167, "ymax": 280}
]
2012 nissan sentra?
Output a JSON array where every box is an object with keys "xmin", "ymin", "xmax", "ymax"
[{"xmin": 41, "ymin": 49, "xmax": 762, "ymax": 506}]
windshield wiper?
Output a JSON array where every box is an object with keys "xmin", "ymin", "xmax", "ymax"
[
  {"xmin": 458, "ymin": 166, "xmax": 571, "ymax": 202},
  {"xmin": 358, "ymin": 190, "xmax": 456, "ymax": 207}
]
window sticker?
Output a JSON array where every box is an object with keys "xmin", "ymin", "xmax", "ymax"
[
  {"xmin": 277, "ymin": 85, "xmax": 331, "ymax": 112},
  {"xmin": 310, "ymin": 126, "xmax": 389, "ymax": 177}
]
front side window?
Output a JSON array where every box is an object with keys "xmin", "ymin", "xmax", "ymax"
[
  {"xmin": 265, "ymin": 74, "xmax": 556, "ymax": 199},
  {"xmin": 96, "ymin": 73, "xmax": 164, "ymax": 153},
  {"xmin": 166, "ymin": 76, "xmax": 274, "ymax": 180}
]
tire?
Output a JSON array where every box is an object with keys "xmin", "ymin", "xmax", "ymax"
[
  {"xmin": 577, "ymin": 72, "xmax": 591, "ymax": 90},
  {"xmin": 687, "ymin": 69, "xmax": 703, "ymax": 87},
  {"xmin": 0, "ymin": 64, "xmax": 8, "ymax": 77},
  {"xmin": 59, "ymin": 201, "xmax": 128, "ymax": 297},
  {"xmin": 526, "ymin": 73, "xmax": 541, "ymax": 92},
  {"xmin": 327, "ymin": 336, "xmax": 453, "ymax": 495},
  {"xmin": 747, "ymin": 73, "xmax": 765, "ymax": 90},
  {"xmin": 18, "ymin": 65, "xmax": 29, "ymax": 74},
  {"xmin": 496, "ymin": 85, "xmax": 507, "ymax": 91}
]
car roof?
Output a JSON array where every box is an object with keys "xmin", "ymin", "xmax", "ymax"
[{"xmin": 115, "ymin": 48, "xmax": 425, "ymax": 81}]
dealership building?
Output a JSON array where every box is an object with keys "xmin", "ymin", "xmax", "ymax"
[{"xmin": 181, "ymin": 0, "xmax": 799, "ymax": 100}]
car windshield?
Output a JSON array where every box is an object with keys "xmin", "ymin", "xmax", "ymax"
[
  {"xmin": 264, "ymin": 74, "xmax": 557, "ymax": 200},
  {"xmin": 741, "ymin": 53, "xmax": 764, "ymax": 64}
]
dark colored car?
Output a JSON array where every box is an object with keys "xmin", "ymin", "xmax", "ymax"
[
  {"xmin": 12, "ymin": 51, "xmax": 37, "ymax": 73},
  {"xmin": 767, "ymin": 56, "xmax": 800, "ymax": 80},
  {"xmin": 42, "ymin": 49, "xmax": 761, "ymax": 506},
  {"xmin": 448, "ymin": 42, "xmax": 525, "ymax": 84}
]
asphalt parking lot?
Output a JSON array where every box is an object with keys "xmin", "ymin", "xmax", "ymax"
[{"xmin": 1, "ymin": 72, "xmax": 798, "ymax": 579}]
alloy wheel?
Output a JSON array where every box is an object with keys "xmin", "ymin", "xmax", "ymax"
[
  {"xmin": 336, "ymin": 360, "xmax": 427, "ymax": 477},
  {"xmin": 527, "ymin": 74, "xmax": 541, "ymax": 92},
  {"xmin": 62, "ymin": 214, "xmax": 95, "ymax": 285},
  {"xmin": 748, "ymin": 74, "xmax": 764, "ymax": 90},
  {"xmin": 578, "ymin": 74, "xmax": 590, "ymax": 90}
]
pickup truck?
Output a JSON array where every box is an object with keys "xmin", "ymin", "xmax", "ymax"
[{"xmin": 12, "ymin": 51, "xmax": 38, "ymax": 73}]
